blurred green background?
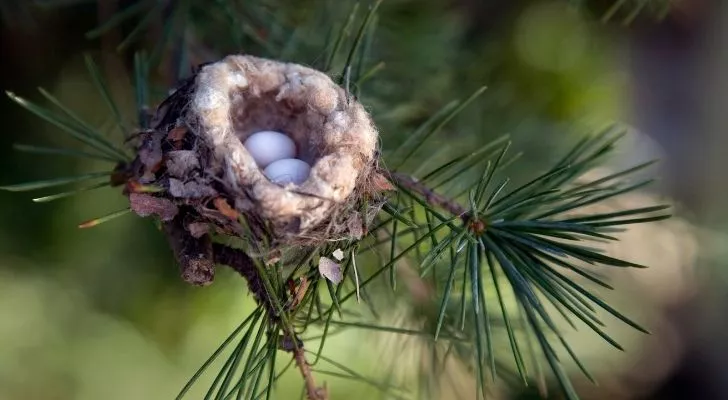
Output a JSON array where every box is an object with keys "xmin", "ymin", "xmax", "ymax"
[{"xmin": 1, "ymin": 0, "xmax": 727, "ymax": 399}]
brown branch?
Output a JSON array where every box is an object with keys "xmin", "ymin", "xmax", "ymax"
[
  {"xmin": 390, "ymin": 172, "xmax": 469, "ymax": 218},
  {"xmin": 294, "ymin": 348, "xmax": 328, "ymax": 400},
  {"xmin": 162, "ymin": 217, "xmax": 215, "ymax": 286}
]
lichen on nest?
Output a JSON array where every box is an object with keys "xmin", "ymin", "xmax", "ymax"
[{"xmin": 123, "ymin": 54, "xmax": 391, "ymax": 282}]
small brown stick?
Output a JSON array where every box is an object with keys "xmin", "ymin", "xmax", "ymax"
[
  {"xmin": 390, "ymin": 172, "xmax": 469, "ymax": 218},
  {"xmin": 294, "ymin": 348, "xmax": 328, "ymax": 400},
  {"xmin": 162, "ymin": 217, "xmax": 215, "ymax": 286}
]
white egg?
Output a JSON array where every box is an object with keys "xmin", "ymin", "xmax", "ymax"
[
  {"xmin": 243, "ymin": 130, "xmax": 297, "ymax": 167},
  {"xmin": 264, "ymin": 158, "xmax": 311, "ymax": 185}
]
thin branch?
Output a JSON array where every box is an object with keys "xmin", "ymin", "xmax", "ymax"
[
  {"xmin": 162, "ymin": 217, "xmax": 215, "ymax": 286},
  {"xmin": 294, "ymin": 348, "xmax": 329, "ymax": 400},
  {"xmin": 391, "ymin": 172, "xmax": 469, "ymax": 218}
]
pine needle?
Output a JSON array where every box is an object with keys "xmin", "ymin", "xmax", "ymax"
[
  {"xmin": 13, "ymin": 143, "xmax": 120, "ymax": 163},
  {"xmin": 77, "ymin": 208, "xmax": 131, "ymax": 229},
  {"xmin": 0, "ymin": 171, "xmax": 113, "ymax": 192},
  {"xmin": 84, "ymin": 54, "xmax": 128, "ymax": 137},
  {"xmin": 32, "ymin": 181, "xmax": 110, "ymax": 203}
]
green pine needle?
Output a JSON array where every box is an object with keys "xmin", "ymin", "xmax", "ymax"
[
  {"xmin": 0, "ymin": 171, "xmax": 113, "ymax": 192},
  {"xmin": 177, "ymin": 310, "xmax": 263, "ymax": 399},
  {"xmin": 77, "ymin": 208, "xmax": 132, "ymax": 229},
  {"xmin": 13, "ymin": 143, "xmax": 120, "ymax": 163},
  {"xmin": 6, "ymin": 91, "xmax": 128, "ymax": 161},
  {"xmin": 391, "ymin": 86, "xmax": 488, "ymax": 170},
  {"xmin": 32, "ymin": 181, "xmax": 110, "ymax": 203},
  {"xmin": 383, "ymin": 129, "xmax": 667, "ymax": 397},
  {"xmin": 324, "ymin": 2, "xmax": 359, "ymax": 72},
  {"xmin": 85, "ymin": 0, "xmax": 153, "ymax": 39},
  {"xmin": 338, "ymin": 0, "xmax": 382, "ymax": 85},
  {"xmin": 83, "ymin": 54, "xmax": 128, "ymax": 137}
]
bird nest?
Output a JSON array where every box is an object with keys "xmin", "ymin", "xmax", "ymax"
[{"xmin": 122, "ymin": 55, "xmax": 390, "ymax": 284}]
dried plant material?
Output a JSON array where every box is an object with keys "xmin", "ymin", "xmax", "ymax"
[
  {"xmin": 168, "ymin": 179, "xmax": 217, "ymax": 198},
  {"xmin": 167, "ymin": 126, "xmax": 187, "ymax": 142},
  {"xmin": 287, "ymin": 276, "xmax": 310, "ymax": 309},
  {"xmin": 347, "ymin": 212, "xmax": 364, "ymax": 239},
  {"xmin": 318, "ymin": 256, "xmax": 342, "ymax": 284},
  {"xmin": 137, "ymin": 130, "xmax": 164, "ymax": 182},
  {"xmin": 187, "ymin": 222, "xmax": 210, "ymax": 238},
  {"xmin": 129, "ymin": 193, "xmax": 179, "ymax": 221},
  {"xmin": 165, "ymin": 150, "xmax": 200, "ymax": 177},
  {"xmin": 213, "ymin": 197, "xmax": 240, "ymax": 220},
  {"xmin": 368, "ymin": 171, "xmax": 395, "ymax": 193},
  {"xmin": 163, "ymin": 218, "xmax": 215, "ymax": 286}
]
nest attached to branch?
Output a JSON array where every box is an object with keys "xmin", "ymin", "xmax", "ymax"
[{"xmin": 123, "ymin": 54, "xmax": 390, "ymax": 285}]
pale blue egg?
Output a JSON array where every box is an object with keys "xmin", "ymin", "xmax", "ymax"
[
  {"xmin": 243, "ymin": 131, "xmax": 297, "ymax": 167},
  {"xmin": 264, "ymin": 158, "xmax": 311, "ymax": 185}
]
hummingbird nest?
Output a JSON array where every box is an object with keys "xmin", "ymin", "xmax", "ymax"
[{"xmin": 123, "ymin": 55, "xmax": 389, "ymax": 285}]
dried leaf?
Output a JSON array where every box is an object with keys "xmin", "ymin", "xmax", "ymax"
[
  {"xmin": 287, "ymin": 276, "xmax": 310, "ymax": 309},
  {"xmin": 213, "ymin": 197, "xmax": 240, "ymax": 220},
  {"xmin": 347, "ymin": 212, "xmax": 364, "ymax": 239},
  {"xmin": 138, "ymin": 130, "xmax": 163, "ymax": 170},
  {"xmin": 129, "ymin": 193, "xmax": 179, "ymax": 221},
  {"xmin": 169, "ymin": 179, "xmax": 217, "ymax": 198},
  {"xmin": 318, "ymin": 256, "xmax": 343, "ymax": 284},
  {"xmin": 166, "ymin": 150, "xmax": 200, "ymax": 177}
]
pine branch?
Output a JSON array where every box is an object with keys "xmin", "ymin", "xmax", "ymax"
[
  {"xmin": 294, "ymin": 348, "xmax": 328, "ymax": 400},
  {"xmin": 390, "ymin": 172, "xmax": 470, "ymax": 220}
]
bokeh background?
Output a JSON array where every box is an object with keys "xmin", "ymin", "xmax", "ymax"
[{"xmin": 0, "ymin": 0, "xmax": 726, "ymax": 399}]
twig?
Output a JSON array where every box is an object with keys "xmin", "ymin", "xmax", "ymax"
[
  {"xmin": 294, "ymin": 348, "xmax": 329, "ymax": 400},
  {"xmin": 162, "ymin": 217, "xmax": 215, "ymax": 286},
  {"xmin": 390, "ymin": 172, "xmax": 469, "ymax": 218}
]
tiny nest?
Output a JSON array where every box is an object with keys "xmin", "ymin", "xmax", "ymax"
[{"xmin": 124, "ymin": 54, "xmax": 389, "ymax": 261}]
